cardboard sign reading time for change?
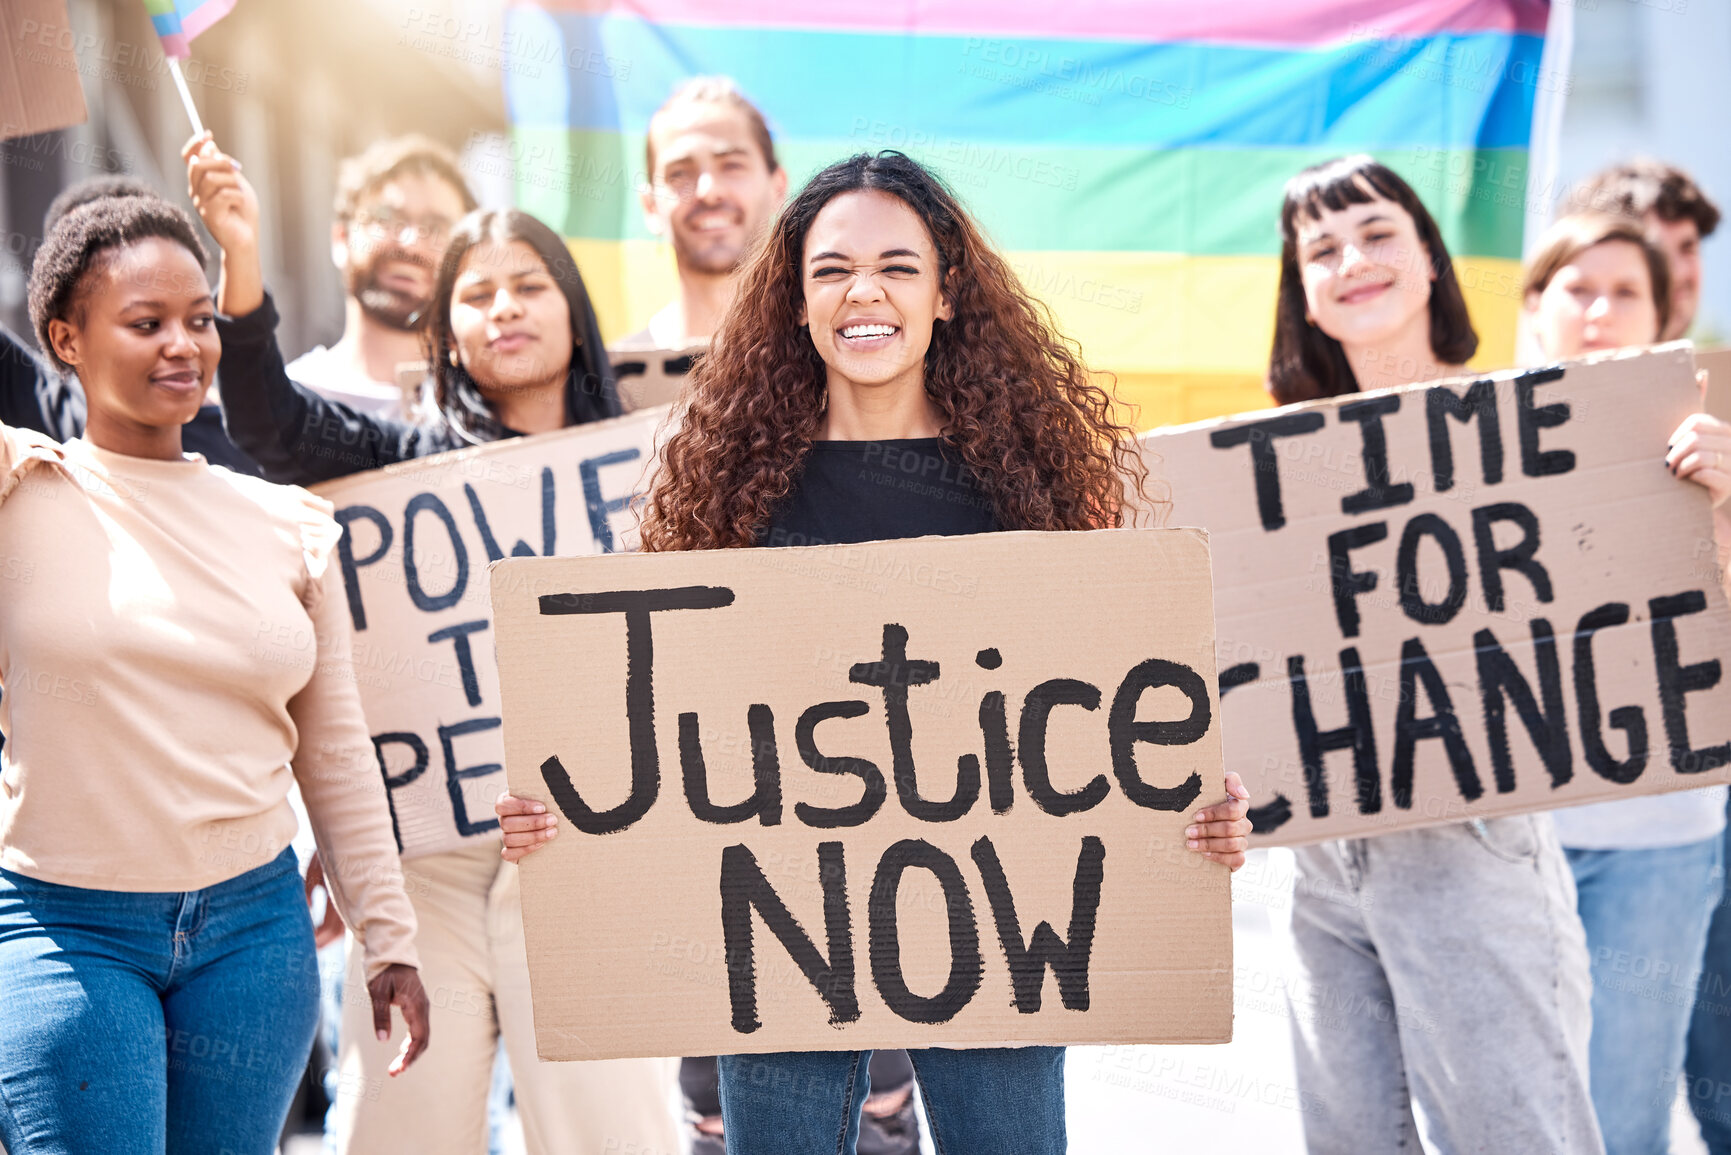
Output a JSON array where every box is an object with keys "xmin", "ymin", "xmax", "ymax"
[
  {"xmin": 310, "ymin": 407, "xmax": 668, "ymax": 859},
  {"xmin": 1141, "ymin": 344, "xmax": 1731, "ymax": 847},
  {"xmin": 490, "ymin": 530, "xmax": 1231, "ymax": 1059}
]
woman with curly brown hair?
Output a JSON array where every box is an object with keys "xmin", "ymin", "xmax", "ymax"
[{"xmin": 497, "ymin": 150, "xmax": 1253, "ymax": 1154}]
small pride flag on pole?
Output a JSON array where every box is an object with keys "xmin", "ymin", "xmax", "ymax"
[{"xmin": 143, "ymin": 0, "xmax": 237, "ymax": 134}]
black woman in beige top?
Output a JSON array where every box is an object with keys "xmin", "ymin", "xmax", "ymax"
[{"xmin": 0, "ymin": 194, "xmax": 427, "ymax": 1155}]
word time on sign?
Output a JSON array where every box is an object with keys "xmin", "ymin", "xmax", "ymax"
[{"xmin": 1142, "ymin": 345, "xmax": 1731, "ymax": 846}]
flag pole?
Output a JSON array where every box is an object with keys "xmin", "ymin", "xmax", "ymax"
[{"xmin": 166, "ymin": 56, "xmax": 205, "ymax": 137}]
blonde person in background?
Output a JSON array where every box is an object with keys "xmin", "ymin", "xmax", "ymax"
[
  {"xmin": 0, "ymin": 192, "xmax": 427, "ymax": 1155},
  {"xmin": 1562, "ymin": 163, "xmax": 1731, "ymax": 1155},
  {"xmin": 1566, "ymin": 159, "xmax": 1720, "ymax": 342},
  {"xmin": 186, "ymin": 133, "xmax": 682, "ymax": 1155},
  {"xmin": 615, "ymin": 76, "xmax": 787, "ymax": 351},
  {"xmin": 1523, "ymin": 211, "xmax": 1731, "ymax": 1155}
]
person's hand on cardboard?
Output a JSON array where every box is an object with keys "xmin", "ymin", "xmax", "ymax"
[
  {"xmin": 496, "ymin": 791, "xmax": 558, "ymax": 863},
  {"xmin": 1186, "ymin": 771, "xmax": 1251, "ymax": 869},
  {"xmin": 1669, "ymin": 374, "xmax": 1731, "ymax": 504},
  {"xmin": 1669, "ymin": 373, "xmax": 1731, "ymax": 600},
  {"xmin": 494, "ymin": 772, "xmax": 1255, "ymax": 870},
  {"xmin": 181, "ymin": 130, "xmax": 264, "ymax": 317}
]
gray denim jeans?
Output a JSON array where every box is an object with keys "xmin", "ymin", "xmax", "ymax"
[{"xmin": 1289, "ymin": 815, "xmax": 1603, "ymax": 1154}]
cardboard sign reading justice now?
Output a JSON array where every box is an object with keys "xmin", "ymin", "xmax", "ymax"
[
  {"xmin": 1141, "ymin": 345, "xmax": 1731, "ymax": 847},
  {"xmin": 490, "ymin": 530, "xmax": 1232, "ymax": 1060},
  {"xmin": 311, "ymin": 408, "xmax": 669, "ymax": 859}
]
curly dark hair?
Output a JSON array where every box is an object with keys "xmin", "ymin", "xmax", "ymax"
[
  {"xmin": 1269, "ymin": 155, "xmax": 1479, "ymax": 405},
  {"xmin": 1566, "ymin": 158, "xmax": 1720, "ymax": 239},
  {"xmin": 422, "ymin": 209, "xmax": 620, "ymax": 443},
  {"xmin": 43, "ymin": 174, "xmax": 160, "ymax": 235},
  {"xmin": 28, "ymin": 196, "xmax": 209, "ymax": 373},
  {"xmin": 641, "ymin": 151, "xmax": 1151, "ymax": 551}
]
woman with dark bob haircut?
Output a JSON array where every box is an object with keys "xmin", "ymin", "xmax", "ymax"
[
  {"xmin": 1269, "ymin": 154, "xmax": 1478, "ymax": 405},
  {"xmin": 185, "ymin": 137, "xmax": 683, "ymax": 1155},
  {"xmin": 496, "ymin": 150, "xmax": 1255, "ymax": 1154},
  {"xmin": 0, "ymin": 193, "xmax": 426, "ymax": 1154},
  {"xmin": 1266, "ymin": 155, "xmax": 1604, "ymax": 1153}
]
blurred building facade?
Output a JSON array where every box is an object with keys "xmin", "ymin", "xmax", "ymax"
[
  {"xmin": 0, "ymin": 0, "xmax": 507, "ymax": 359},
  {"xmin": 1550, "ymin": 0, "xmax": 1730, "ymax": 343}
]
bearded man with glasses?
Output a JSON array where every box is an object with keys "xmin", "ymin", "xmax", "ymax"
[{"xmin": 287, "ymin": 135, "xmax": 477, "ymax": 417}]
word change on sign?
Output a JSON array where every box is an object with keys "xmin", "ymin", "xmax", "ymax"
[
  {"xmin": 491, "ymin": 530, "xmax": 1232, "ymax": 1059},
  {"xmin": 1141, "ymin": 345, "xmax": 1731, "ymax": 846},
  {"xmin": 311, "ymin": 407, "xmax": 669, "ymax": 859}
]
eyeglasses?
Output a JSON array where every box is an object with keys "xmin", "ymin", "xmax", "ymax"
[{"xmin": 352, "ymin": 205, "xmax": 456, "ymax": 247}]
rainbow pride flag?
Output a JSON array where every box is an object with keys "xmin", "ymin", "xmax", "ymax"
[
  {"xmin": 503, "ymin": 1, "xmax": 1553, "ymax": 425},
  {"xmin": 144, "ymin": 0, "xmax": 236, "ymax": 58}
]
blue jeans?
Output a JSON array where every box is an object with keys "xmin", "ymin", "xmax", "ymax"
[
  {"xmin": 717, "ymin": 1046, "xmax": 1063, "ymax": 1154},
  {"xmin": 0, "ymin": 848, "xmax": 321, "ymax": 1154},
  {"xmin": 1569, "ymin": 836, "xmax": 1726, "ymax": 1155},
  {"xmin": 1687, "ymin": 804, "xmax": 1731, "ymax": 1154}
]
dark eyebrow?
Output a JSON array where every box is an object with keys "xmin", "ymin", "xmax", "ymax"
[
  {"xmin": 1358, "ymin": 214, "xmax": 1392, "ymax": 226},
  {"xmin": 807, "ymin": 248, "xmax": 923, "ymax": 264},
  {"xmin": 121, "ymin": 295, "xmax": 213, "ymax": 310}
]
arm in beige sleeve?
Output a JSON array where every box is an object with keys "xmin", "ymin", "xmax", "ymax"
[{"xmin": 288, "ymin": 557, "xmax": 421, "ymax": 980}]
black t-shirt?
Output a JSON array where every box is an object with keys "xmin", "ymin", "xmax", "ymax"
[{"xmin": 761, "ymin": 438, "xmax": 1001, "ymax": 546}]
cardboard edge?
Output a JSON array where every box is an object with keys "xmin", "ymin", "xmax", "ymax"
[
  {"xmin": 308, "ymin": 404, "xmax": 675, "ymax": 499},
  {"xmin": 1136, "ymin": 342, "xmax": 1699, "ymax": 443}
]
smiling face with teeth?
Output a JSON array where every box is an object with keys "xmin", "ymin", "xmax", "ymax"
[
  {"xmin": 800, "ymin": 188, "xmax": 954, "ymax": 409},
  {"xmin": 644, "ymin": 104, "xmax": 787, "ymax": 278}
]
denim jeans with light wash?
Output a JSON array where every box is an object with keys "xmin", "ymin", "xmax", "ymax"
[
  {"xmin": 1570, "ymin": 835, "xmax": 1726, "ymax": 1155},
  {"xmin": 718, "ymin": 1046, "xmax": 1063, "ymax": 1154},
  {"xmin": 1686, "ymin": 800, "xmax": 1731, "ymax": 1155},
  {"xmin": 0, "ymin": 848, "xmax": 321, "ymax": 1155},
  {"xmin": 1290, "ymin": 816, "xmax": 1603, "ymax": 1154}
]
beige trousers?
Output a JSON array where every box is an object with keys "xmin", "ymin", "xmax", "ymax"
[{"xmin": 330, "ymin": 841, "xmax": 684, "ymax": 1155}]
